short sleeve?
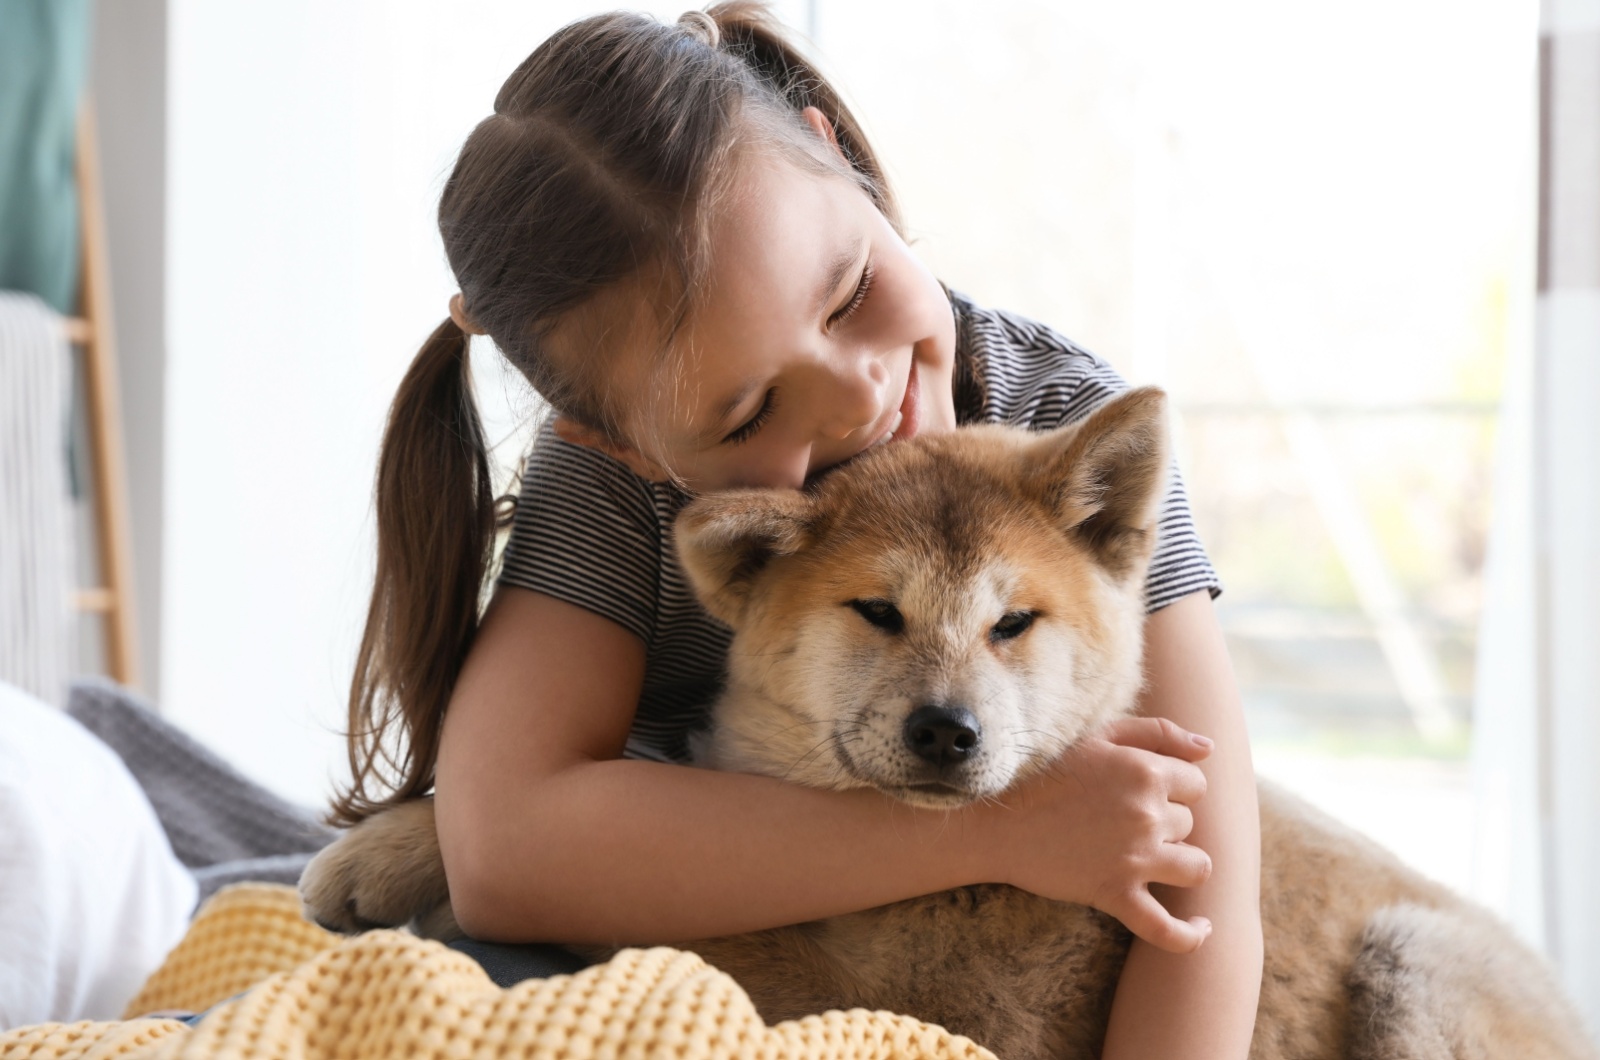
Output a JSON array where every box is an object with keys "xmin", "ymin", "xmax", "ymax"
[
  {"xmin": 497, "ymin": 422, "xmax": 664, "ymax": 645},
  {"xmin": 1142, "ymin": 471, "xmax": 1224, "ymax": 612},
  {"xmin": 1034, "ymin": 353, "xmax": 1222, "ymax": 612}
]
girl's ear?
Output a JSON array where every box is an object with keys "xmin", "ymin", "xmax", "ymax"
[
  {"xmin": 800, "ymin": 105, "xmax": 847, "ymax": 163},
  {"xmin": 551, "ymin": 416, "xmax": 670, "ymax": 481}
]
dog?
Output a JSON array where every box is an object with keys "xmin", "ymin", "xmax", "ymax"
[{"xmin": 301, "ymin": 388, "xmax": 1597, "ymax": 1059}]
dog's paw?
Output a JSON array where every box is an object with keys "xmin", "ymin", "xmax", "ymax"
[{"xmin": 298, "ymin": 797, "xmax": 455, "ymax": 936}]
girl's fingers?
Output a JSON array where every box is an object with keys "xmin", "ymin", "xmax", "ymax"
[
  {"xmin": 1115, "ymin": 890, "xmax": 1213, "ymax": 954},
  {"xmin": 1159, "ymin": 756, "xmax": 1209, "ymax": 806},
  {"xmin": 1150, "ymin": 840, "xmax": 1213, "ymax": 889},
  {"xmin": 1163, "ymin": 801, "xmax": 1195, "ymax": 844},
  {"xmin": 1099, "ymin": 715, "xmax": 1213, "ymax": 763}
]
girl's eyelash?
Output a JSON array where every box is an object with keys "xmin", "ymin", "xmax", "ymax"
[
  {"xmin": 719, "ymin": 263, "xmax": 871, "ymax": 447},
  {"xmin": 828, "ymin": 262, "xmax": 875, "ymax": 328},
  {"xmin": 723, "ymin": 387, "xmax": 778, "ymax": 445}
]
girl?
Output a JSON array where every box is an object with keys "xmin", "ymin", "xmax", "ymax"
[{"xmin": 335, "ymin": 5, "xmax": 1262, "ymax": 1057}]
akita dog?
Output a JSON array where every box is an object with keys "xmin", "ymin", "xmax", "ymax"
[{"xmin": 302, "ymin": 388, "xmax": 1596, "ymax": 1059}]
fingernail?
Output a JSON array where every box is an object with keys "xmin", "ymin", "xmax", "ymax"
[{"xmin": 1190, "ymin": 733, "xmax": 1213, "ymax": 749}]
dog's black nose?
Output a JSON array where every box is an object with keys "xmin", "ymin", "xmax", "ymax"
[{"xmin": 904, "ymin": 705, "xmax": 981, "ymax": 765}]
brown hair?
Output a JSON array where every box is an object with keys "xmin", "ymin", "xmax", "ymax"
[{"xmin": 331, "ymin": 3, "xmax": 900, "ymax": 825}]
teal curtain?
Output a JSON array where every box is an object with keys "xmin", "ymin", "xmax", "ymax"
[{"xmin": 0, "ymin": 0, "xmax": 94, "ymax": 315}]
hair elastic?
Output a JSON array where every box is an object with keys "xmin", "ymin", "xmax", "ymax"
[
  {"xmin": 677, "ymin": 9, "xmax": 720, "ymax": 49},
  {"xmin": 449, "ymin": 293, "xmax": 487, "ymax": 336}
]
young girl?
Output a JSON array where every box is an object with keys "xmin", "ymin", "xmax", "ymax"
[{"xmin": 335, "ymin": 4, "xmax": 1262, "ymax": 1056}]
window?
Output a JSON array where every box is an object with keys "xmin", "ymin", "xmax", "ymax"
[{"xmin": 809, "ymin": 0, "xmax": 1536, "ymax": 890}]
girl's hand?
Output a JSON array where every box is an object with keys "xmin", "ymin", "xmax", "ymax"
[{"xmin": 978, "ymin": 716, "xmax": 1214, "ymax": 953}]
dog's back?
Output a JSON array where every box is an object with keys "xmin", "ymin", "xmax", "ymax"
[{"xmin": 673, "ymin": 392, "xmax": 1594, "ymax": 1059}]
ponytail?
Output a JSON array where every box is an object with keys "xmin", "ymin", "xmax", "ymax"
[{"xmin": 330, "ymin": 319, "xmax": 495, "ymax": 826}]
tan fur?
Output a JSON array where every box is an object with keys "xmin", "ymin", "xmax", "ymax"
[{"xmin": 301, "ymin": 389, "xmax": 1597, "ymax": 1059}]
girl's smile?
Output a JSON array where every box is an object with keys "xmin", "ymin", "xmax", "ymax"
[{"xmin": 553, "ymin": 110, "xmax": 958, "ymax": 494}]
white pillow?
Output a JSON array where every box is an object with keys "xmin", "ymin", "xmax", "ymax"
[{"xmin": 0, "ymin": 681, "xmax": 197, "ymax": 1029}]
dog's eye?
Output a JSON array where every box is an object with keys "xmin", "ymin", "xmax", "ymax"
[
  {"xmin": 990, "ymin": 611, "xmax": 1036, "ymax": 642},
  {"xmin": 848, "ymin": 598, "xmax": 905, "ymax": 634}
]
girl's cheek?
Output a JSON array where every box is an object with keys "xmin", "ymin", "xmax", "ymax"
[
  {"xmin": 700, "ymin": 443, "xmax": 810, "ymax": 492},
  {"xmin": 761, "ymin": 438, "xmax": 813, "ymax": 490},
  {"xmin": 861, "ymin": 263, "xmax": 917, "ymax": 338}
]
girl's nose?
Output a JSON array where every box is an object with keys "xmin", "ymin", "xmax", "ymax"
[{"xmin": 819, "ymin": 349, "xmax": 890, "ymax": 441}]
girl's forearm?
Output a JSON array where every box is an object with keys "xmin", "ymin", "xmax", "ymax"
[
  {"xmin": 443, "ymin": 759, "xmax": 989, "ymax": 944},
  {"xmin": 1105, "ymin": 906, "xmax": 1263, "ymax": 1059},
  {"xmin": 1101, "ymin": 591, "xmax": 1263, "ymax": 1060},
  {"xmin": 437, "ymin": 591, "xmax": 996, "ymax": 944},
  {"xmin": 1103, "ymin": 833, "xmax": 1263, "ymax": 1059},
  {"xmin": 442, "ymin": 719, "xmax": 1216, "ymax": 949}
]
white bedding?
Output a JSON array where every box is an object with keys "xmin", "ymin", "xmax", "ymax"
[{"xmin": 0, "ymin": 681, "xmax": 196, "ymax": 1029}]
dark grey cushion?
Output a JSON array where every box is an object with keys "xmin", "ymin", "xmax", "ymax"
[
  {"xmin": 445, "ymin": 939, "xmax": 594, "ymax": 987},
  {"xmin": 66, "ymin": 678, "xmax": 336, "ymax": 876}
]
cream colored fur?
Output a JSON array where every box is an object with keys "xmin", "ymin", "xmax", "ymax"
[{"xmin": 301, "ymin": 388, "xmax": 1597, "ymax": 1059}]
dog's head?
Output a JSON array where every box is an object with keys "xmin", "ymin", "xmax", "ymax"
[{"xmin": 675, "ymin": 387, "xmax": 1169, "ymax": 808}]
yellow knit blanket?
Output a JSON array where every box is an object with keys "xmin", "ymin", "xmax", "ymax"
[{"xmin": 0, "ymin": 885, "xmax": 993, "ymax": 1060}]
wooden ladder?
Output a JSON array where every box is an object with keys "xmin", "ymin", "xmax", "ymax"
[{"xmin": 64, "ymin": 103, "xmax": 140, "ymax": 688}]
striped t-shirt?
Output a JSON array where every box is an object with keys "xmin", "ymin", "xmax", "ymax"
[{"xmin": 498, "ymin": 290, "xmax": 1223, "ymax": 763}]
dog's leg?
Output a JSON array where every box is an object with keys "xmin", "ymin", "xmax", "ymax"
[
  {"xmin": 1346, "ymin": 904, "xmax": 1597, "ymax": 1060},
  {"xmin": 298, "ymin": 797, "xmax": 461, "ymax": 940}
]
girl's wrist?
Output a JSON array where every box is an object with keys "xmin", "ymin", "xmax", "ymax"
[
  {"xmin": 933, "ymin": 793, "xmax": 1013, "ymax": 890},
  {"xmin": 844, "ymin": 787, "xmax": 1002, "ymax": 894}
]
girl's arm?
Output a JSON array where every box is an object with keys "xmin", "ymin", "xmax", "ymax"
[
  {"xmin": 1101, "ymin": 590, "xmax": 1264, "ymax": 1060},
  {"xmin": 435, "ymin": 585, "xmax": 1214, "ymax": 949}
]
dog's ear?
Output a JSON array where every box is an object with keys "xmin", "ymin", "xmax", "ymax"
[
  {"xmin": 1028, "ymin": 387, "xmax": 1170, "ymax": 582},
  {"xmin": 674, "ymin": 489, "xmax": 815, "ymax": 627}
]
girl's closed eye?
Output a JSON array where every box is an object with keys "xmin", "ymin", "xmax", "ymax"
[
  {"xmin": 724, "ymin": 388, "xmax": 779, "ymax": 445},
  {"xmin": 827, "ymin": 262, "xmax": 874, "ymax": 330},
  {"xmin": 721, "ymin": 261, "xmax": 874, "ymax": 448}
]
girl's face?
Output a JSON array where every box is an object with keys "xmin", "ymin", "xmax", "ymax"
[{"xmin": 554, "ymin": 112, "xmax": 959, "ymax": 493}]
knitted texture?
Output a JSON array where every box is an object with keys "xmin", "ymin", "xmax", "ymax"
[
  {"xmin": 120, "ymin": 883, "xmax": 338, "ymax": 1017},
  {"xmin": 0, "ymin": 886, "xmax": 996, "ymax": 1060}
]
